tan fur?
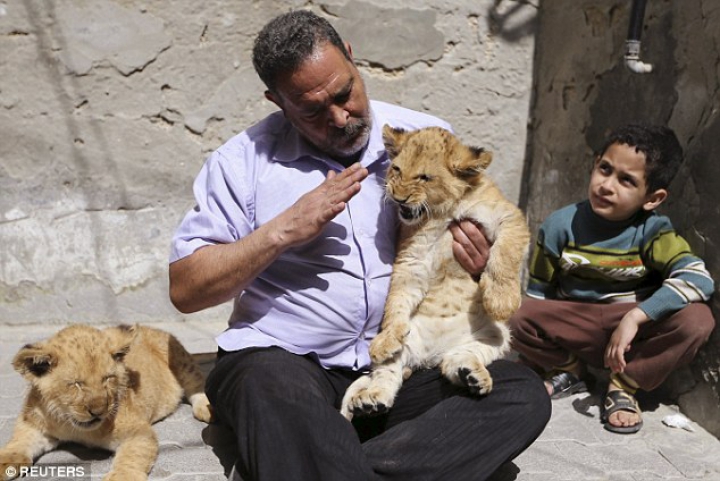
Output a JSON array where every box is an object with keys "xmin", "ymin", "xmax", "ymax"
[
  {"xmin": 0, "ymin": 324, "xmax": 213, "ymax": 481},
  {"xmin": 341, "ymin": 126, "xmax": 530, "ymax": 420}
]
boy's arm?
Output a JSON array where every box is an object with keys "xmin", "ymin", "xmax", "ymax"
[
  {"xmin": 525, "ymin": 227, "xmax": 561, "ymax": 299},
  {"xmin": 638, "ymin": 228, "xmax": 715, "ymax": 321}
]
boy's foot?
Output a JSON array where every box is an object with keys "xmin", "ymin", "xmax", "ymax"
[
  {"xmin": 602, "ymin": 386, "xmax": 643, "ymax": 434},
  {"xmin": 544, "ymin": 370, "xmax": 588, "ymax": 399}
]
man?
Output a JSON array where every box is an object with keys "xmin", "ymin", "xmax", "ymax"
[{"xmin": 169, "ymin": 10, "xmax": 549, "ymax": 481}]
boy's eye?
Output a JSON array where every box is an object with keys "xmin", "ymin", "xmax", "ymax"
[{"xmin": 620, "ymin": 176, "xmax": 637, "ymax": 187}]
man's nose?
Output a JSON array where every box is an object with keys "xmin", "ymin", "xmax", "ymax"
[{"xmin": 328, "ymin": 105, "xmax": 349, "ymax": 128}]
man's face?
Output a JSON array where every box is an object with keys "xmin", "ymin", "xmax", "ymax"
[{"xmin": 266, "ymin": 43, "xmax": 372, "ymax": 160}]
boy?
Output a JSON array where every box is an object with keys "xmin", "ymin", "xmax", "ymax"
[{"xmin": 510, "ymin": 124, "xmax": 715, "ymax": 434}]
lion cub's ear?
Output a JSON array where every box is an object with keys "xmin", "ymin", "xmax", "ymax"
[
  {"xmin": 13, "ymin": 343, "xmax": 56, "ymax": 379},
  {"xmin": 108, "ymin": 324, "xmax": 140, "ymax": 362},
  {"xmin": 453, "ymin": 146, "xmax": 493, "ymax": 179},
  {"xmin": 382, "ymin": 124, "xmax": 408, "ymax": 158}
]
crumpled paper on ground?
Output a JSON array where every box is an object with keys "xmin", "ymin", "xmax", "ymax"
[{"xmin": 662, "ymin": 413, "xmax": 696, "ymax": 432}]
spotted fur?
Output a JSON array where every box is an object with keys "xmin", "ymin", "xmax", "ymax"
[
  {"xmin": 341, "ymin": 126, "xmax": 530, "ymax": 420},
  {"xmin": 0, "ymin": 324, "xmax": 213, "ymax": 481}
]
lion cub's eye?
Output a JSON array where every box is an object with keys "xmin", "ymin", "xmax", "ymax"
[
  {"xmin": 417, "ymin": 174, "xmax": 432, "ymax": 182},
  {"xmin": 391, "ymin": 165, "xmax": 401, "ymax": 173}
]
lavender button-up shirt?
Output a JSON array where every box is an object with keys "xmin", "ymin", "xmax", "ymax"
[{"xmin": 170, "ymin": 100, "xmax": 450, "ymax": 370}]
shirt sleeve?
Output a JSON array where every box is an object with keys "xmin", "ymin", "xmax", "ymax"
[
  {"xmin": 169, "ymin": 149, "xmax": 254, "ymax": 263},
  {"xmin": 526, "ymin": 221, "xmax": 562, "ymax": 299},
  {"xmin": 638, "ymin": 226, "xmax": 715, "ymax": 320}
]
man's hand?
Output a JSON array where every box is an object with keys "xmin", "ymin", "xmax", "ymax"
[
  {"xmin": 276, "ymin": 163, "xmax": 369, "ymax": 247},
  {"xmin": 450, "ymin": 219, "xmax": 491, "ymax": 277},
  {"xmin": 604, "ymin": 307, "xmax": 649, "ymax": 373},
  {"xmin": 169, "ymin": 163, "xmax": 368, "ymax": 314}
]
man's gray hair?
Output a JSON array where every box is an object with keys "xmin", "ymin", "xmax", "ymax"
[{"xmin": 252, "ymin": 10, "xmax": 351, "ymax": 92}]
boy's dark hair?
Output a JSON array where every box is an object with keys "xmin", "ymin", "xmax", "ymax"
[
  {"xmin": 252, "ymin": 10, "xmax": 351, "ymax": 93},
  {"xmin": 598, "ymin": 124, "xmax": 683, "ymax": 193}
]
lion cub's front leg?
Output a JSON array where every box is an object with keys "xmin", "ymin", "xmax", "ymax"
[
  {"xmin": 369, "ymin": 258, "xmax": 427, "ymax": 364},
  {"xmin": 0, "ymin": 417, "xmax": 57, "ymax": 481},
  {"xmin": 102, "ymin": 423, "xmax": 158, "ymax": 481},
  {"xmin": 479, "ymin": 211, "xmax": 530, "ymax": 321}
]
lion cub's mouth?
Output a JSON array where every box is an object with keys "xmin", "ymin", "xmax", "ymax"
[
  {"xmin": 398, "ymin": 203, "xmax": 427, "ymax": 223},
  {"xmin": 74, "ymin": 417, "xmax": 103, "ymax": 429}
]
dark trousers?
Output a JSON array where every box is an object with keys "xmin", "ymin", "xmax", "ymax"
[
  {"xmin": 205, "ymin": 346, "xmax": 550, "ymax": 481},
  {"xmin": 509, "ymin": 298, "xmax": 715, "ymax": 391}
]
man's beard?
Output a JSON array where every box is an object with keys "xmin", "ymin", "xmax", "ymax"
[{"xmin": 326, "ymin": 116, "xmax": 372, "ymax": 158}]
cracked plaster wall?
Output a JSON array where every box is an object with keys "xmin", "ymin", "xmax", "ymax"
[
  {"xmin": 0, "ymin": 1, "xmax": 537, "ymax": 326},
  {"xmin": 523, "ymin": 0, "xmax": 720, "ymax": 436}
]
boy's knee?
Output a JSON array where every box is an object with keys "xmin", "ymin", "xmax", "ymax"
[{"xmin": 674, "ymin": 303, "xmax": 716, "ymax": 343}]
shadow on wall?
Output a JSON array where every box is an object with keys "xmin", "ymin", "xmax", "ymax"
[
  {"xmin": 487, "ymin": 0, "xmax": 538, "ymax": 42},
  {"xmin": 22, "ymin": 0, "xmax": 130, "ymax": 319}
]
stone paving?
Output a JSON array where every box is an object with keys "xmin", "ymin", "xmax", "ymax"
[{"xmin": 1, "ymin": 321, "xmax": 720, "ymax": 481}]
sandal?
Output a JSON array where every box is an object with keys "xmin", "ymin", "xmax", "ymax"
[
  {"xmin": 602, "ymin": 389, "xmax": 643, "ymax": 434},
  {"xmin": 545, "ymin": 370, "xmax": 587, "ymax": 399}
]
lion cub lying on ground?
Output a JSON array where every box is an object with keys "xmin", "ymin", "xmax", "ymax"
[
  {"xmin": 341, "ymin": 126, "xmax": 530, "ymax": 420},
  {"xmin": 0, "ymin": 324, "xmax": 212, "ymax": 481}
]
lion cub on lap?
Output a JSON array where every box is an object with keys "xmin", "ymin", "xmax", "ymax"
[
  {"xmin": 341, "ymin": 126, "xmax": 530, "ymax": 420},
  {"xmin": 0, "ymin": 324, "xmax": 213, "ymax": 481}
]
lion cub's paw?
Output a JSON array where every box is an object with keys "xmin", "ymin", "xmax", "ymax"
[
  {"xmin": 0, "ymin": 452, "xmax": 32, "ymax": 481},
  {"xmin": 479, "ymin": 276, "xmax": 521, "ymax": 321},
  {"xmin": 189, "ymin": 393, "xmax": 214, "ymax": 423},
  {"xmin": 340, "ymin": 375, "xmax": 396, "ymax": 421},
  {"xmin": 441, "ymin": 358, "xmax": 493, "ymax": 396},
  {"xmin": 458, "ymin": 366, "xmax": 493, "ymax": 395},
  {"xmin": 369, "ymin": 322, "xmax": 409, "ymax": 364}
]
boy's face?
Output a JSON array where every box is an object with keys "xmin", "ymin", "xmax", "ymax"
[{"xmin": 587, "ymin": 142, "xmax": 667, "ymax": 222}]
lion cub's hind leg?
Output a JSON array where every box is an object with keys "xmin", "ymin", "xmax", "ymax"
[
  {"xmin": 167, "ymin": 336, "xmax": 213, "ymax": 423},
  {"xmin": 439, "ymin": 328, "xmax": 511, "ymax": 396},
  {"xmin": 441, "ymin": 350, "xmax": 494, "ymax": 395}
]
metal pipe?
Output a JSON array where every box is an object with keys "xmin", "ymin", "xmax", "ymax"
[{"xmin": 624, "ymin": 0, "xmax": 653, "ymax": 74}]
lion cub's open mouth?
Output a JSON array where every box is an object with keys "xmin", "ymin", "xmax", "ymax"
[{"xmin": 398, "ymin": 203, "xmax": 426, "ymax": 222}]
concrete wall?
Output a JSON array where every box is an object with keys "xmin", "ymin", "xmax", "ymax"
[
  {"xmin": 0, "ymin": 0, "xmax": 537, "ymax": 326},
  {"xmin": 523, "ymin": 0, "xmax": 720, "ymax": 436}
]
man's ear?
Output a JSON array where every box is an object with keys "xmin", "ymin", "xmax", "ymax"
[
  {"xmin": 345, "ymin": 41, "xmax": 354, "ymax": 61},
  {"xmin": 264, "ymin": 90, "xmax": 281, "ymax": 109},
  {"xmin": 643, "ymin": 188, "xmax": 668, "ymax": 211}
]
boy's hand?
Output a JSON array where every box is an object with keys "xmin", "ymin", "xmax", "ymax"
[{"xmin": 604, "ymin": 307, "xmax": 650, "ymax": 373}]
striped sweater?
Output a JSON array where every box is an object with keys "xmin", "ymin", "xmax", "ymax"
[{"xmin": 527, "ymin": 200, "xmax": 714, "ymax": 321}]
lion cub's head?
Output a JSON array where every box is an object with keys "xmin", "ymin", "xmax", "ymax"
[
  {"xmin": 13, "ymin": 324, "xmax": 138, "ymax": 431},
  {"xmin": 383, "ymin": 125, "xmax": 492, "ymax": 225}
]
